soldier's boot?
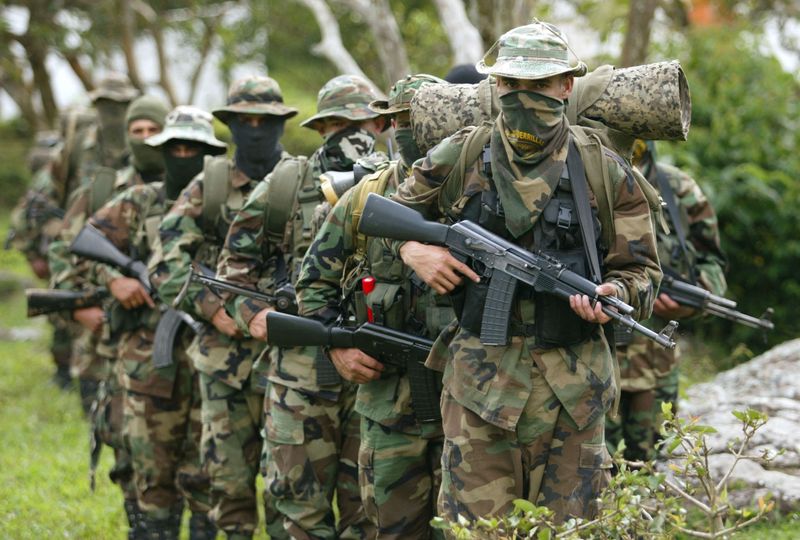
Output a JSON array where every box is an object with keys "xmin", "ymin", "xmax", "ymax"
[
  {"xmin": 188, "ymin": 512, "xmax": 217, "ymax": 540},
  {"xmin": 143, "ymin": 504, "xmax": 183, "ymax": 540},
  {"xmin": 225, "ymin": 534, "xmax": 252, "ymax": 540},
  {"xmin": 79, "ymin": 378, "xmax": 100, "ymax": 417},
  {"xmin": 51, "ymin": 361, "xmax": 72, "ymax": 390},
  {"xmin": 124, "ymin": 498, "xmax": 147, "ymax": 540}
]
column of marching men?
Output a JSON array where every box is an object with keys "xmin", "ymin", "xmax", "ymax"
[{"xmin": 5, "ymin": 18, "xmax": 731, "ymax": 540}]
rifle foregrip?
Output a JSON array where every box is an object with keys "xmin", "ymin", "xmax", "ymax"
[{"xmin": 479, "ymin": 272, "xmax": 517, "ymax": 346}]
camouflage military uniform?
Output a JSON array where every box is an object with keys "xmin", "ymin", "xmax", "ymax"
[
  {"xmin": 388, "ymin": 23, "xmax": 661, "ymax": 524},
  {"xmin": 150, "ymin": 87, "xmax": 297, "ymax": 540},
  {"xmin": 295, "ymin": 74, "xmax": 451, "ymax": 539},
  {"xmin": 606, "ymin": 153, "xmax": 726, "ymax": 462},
  {"xmin": 218, "ymin": 75, "xmax": 384, "ymax": 540}
]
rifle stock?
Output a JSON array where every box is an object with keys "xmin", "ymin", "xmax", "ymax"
[
  {"xmin": 25, "ymin": 287, "xmax": 108, "ymax": 317},
  {"xmin": 358, "ymin": 193, "xmax": 677, "ymax": 349},
  {"xmin": 70, "ymin": 224, "xmax": 151, "ymax": 293}
]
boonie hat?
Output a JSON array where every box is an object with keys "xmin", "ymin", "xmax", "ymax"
[
  {"xmin": 476, "ymin": 21, "xmax": 587, "ymax": 80},
  {"xmin": 369, "ymin": 74, "xmax": 447, "ymax": 115},
  {"xmin": 146, "ymin": 106, "xmax": 227, "ymax": 155},
  {"xmin": 88, "ymin": 72, "xmax": 141, "ymax": 103},
  {"xmin": 212, "ymin": 75, "xmax": 298, "ymax": 124},
  {"xmin": 300, "ymin": 75, "xmax": 381, "ymax": 129}
]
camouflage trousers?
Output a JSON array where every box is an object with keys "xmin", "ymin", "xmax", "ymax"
[
  {"xmin": 124, "ymin": 352, "xmax": 211, "ymax": 520},
  {"xmin": 439, "ymin": 386, "xmax": 612, "ymax": 525},
  {"xmin": 359, "ymin": 416, "xmax": 444, "ymax": 539},
  {"xmin": 199, "ymin": 372, "xmax": 264, "ymax": 537},
  {"xmin": 72, "ymin": 328, "xmax": 109, "ymax": 415},
  {"xmin": 264, "ymin": 381, "xmax": 373, "ymax": 540}
]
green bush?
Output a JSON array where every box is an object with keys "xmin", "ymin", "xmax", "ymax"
[{"xmin": 0, "ymin": 121, "xmax": 33, "ymax": 210}]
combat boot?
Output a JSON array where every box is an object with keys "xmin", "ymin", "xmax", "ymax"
[
  {"xmin": 123, "ymin": 498, "xmax": 147, "ymax": 540},
  {"xmin": 188, "ymin": 511, "xmax": 217, "ymax": 540},
  {"xmin": 142, "ymin": 503, "xmax": 182, "ymax": 540}
]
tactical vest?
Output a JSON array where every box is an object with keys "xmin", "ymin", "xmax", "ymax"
[
  {"xmin": 197, "ymin": 156, "xmax": 249, "ymax": 268},
  {"xmin": 88, "ymin": 166, "xmax": 121, "ymax": 214},
  {"xmin": 439, "ymin": 124, "xmax": 660, "ymax": 348}
]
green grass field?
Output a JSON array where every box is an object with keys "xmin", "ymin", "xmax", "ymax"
[{"xmin": 0, "ymin": 213, "xmax": 797, "ymax": 539}]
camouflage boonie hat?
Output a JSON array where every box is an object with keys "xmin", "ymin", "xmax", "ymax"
[
  {"xmin": 369, "ymin": 73, "xmax": 447, "ymax": 115},
  {"xmin": 476, "ymin": 21, "xmax": 587, "ymax": 80},
  {"xmin": 146, "ymin": 106, "xmax": 227, "ymax": 154},
  {"xmin": 212, "ymin": 75, "xmax": 299, "ymax": 124},
  {"xmin": 88, "ymin": 72, "xmax": 140, "ymax": 103},
  {"xmin": 300, "ymin": 74, "xmax": 381, "ymax": 129}
]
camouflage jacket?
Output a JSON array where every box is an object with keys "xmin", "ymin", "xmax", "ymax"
[
  {"xmin": 85, "ymin": 181, "xmax": 176, "ymax": 398},
  {"xmin": 617, "ymin": 162, "xmax": 727, "ymax": 391},
  {"xmin": 149, "ymin": 163, "xmax": 267, "ymax": 390},
  {"xmin": 297, "ymin": 161, "xmax": 451, "ymax": 434},
  {"xmin": 8, "ymin": 166, "xmax": 62, "ymax": 263},
  {"xmin": 391, "ymin": 124, "xmax": 662, "ymax": 432}
]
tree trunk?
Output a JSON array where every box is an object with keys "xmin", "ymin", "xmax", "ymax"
[
  {"xmin": 620, "ymin": 0, "xmax": 659, "ymax": 67},
  {"xmin": 64, "ymin": 53, "xmax": 95, "ymax": 93},
  {"xmin": 432, "ymin": 0, "xmax": 484, "ymax": 65},
  {"xmin": 187, "ymin": 19, "xmax": 218, "ymax": 104},
  {"xmin": 120, "ymin": 0, "xmax": 144, "ymax": 90},
  {"xmin": 474, "ymin": 0, "xmax": 534, "ymax": 48},
  {"xmin": 293, "ymin": 0, "xmax": 376, "ymax": 88},
  {"xmin": 0, "ymin": 65, "xmax": 40, "ymax": 129},
  {"xmin": 338, "ymin": 0, "xmax": 410, "ymax": 88}
]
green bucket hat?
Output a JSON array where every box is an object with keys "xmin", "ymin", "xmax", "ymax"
[
  {"xmin": 145, "ymin": 106, "xmax": 227, "ymax": 154},
  {"xmin": 476, "ymin": 21, "xmax": 587, "ymax": 80},
  {"xmin": 88, "ymin": 72, "xmax": 141, "ymax": 103},
  {"xmin": 369, "ymin": 73, "xmax": 448, "ymax": 115},
  {"xmin": 212, "ymin": 75, "xmax": 299, "ymax": 124},
  {"xmin": 300, "ymin": 74, "xmax": 381, "ymax": 129}
]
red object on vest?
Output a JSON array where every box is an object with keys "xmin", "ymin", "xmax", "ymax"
[{"xmin": 361, "ymin": 276, "xmax": 376, "ymax": 323}]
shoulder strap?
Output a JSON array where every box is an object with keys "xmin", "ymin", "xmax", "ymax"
[
  {"xmin": 570, "ymin": 127, "xmax": 616, "ymax": 247},
  {"xmin": 88, "ymin": 166, "xmax": 118, "ymax": 214},
  {"xmin": 566, "ymin": 138, "xmax": 603, "ymax": 284},
  {"xmin": 200, "ymin": 156, "xmax": 232, "ymax": 234},
  {"xmin": 264, "ymin": 156, "xmax": 308, "ymax": 244},
  {"xmin": 351, "ymin": 164, "xmax": 397, "ymax": 258},
  {"xmin": 653, "ymin": 164, "xmax": 696, "ymax": 283},
  {"xmin": 438, "ymin": 123, "xmax": 493, "ymax": 216}
]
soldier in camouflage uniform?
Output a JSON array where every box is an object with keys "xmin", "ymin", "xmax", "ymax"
[
  {"xmin": 149, "ymin": 78, "xmax": 298, "ymax": 540},
  {"xmin": 295, "ymin": 73, "xmax": 453, "ymax": 539},
  {"xmin": 49, "ymin": 94, "xmax": 168, "ymax": 538},
  {"xmin": 386, "ymin": 22, "xmax": 662, "ymax": 523},
  {"xmin": 78, "ymin": 98, "xmax": 218, "ymax": 540},
  {"xmin": 606, "ymin": 140, "xmax": 727, "ymax": 462},
  {"xmin": 217, "ymin": 74, "xmax": 387, "ymax": 539}
]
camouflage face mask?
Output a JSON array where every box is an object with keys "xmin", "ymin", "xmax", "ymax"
[
  {"xmin": 318, "ymin": 126, "xmax": 376, "ymax": 172},
  {"xmin": 498, "ymin": 90, "xmax": 568, "ymax": 162},
  {"xmin": 128, "ymin": 138, "xmax": 165, "ymax": 178}
]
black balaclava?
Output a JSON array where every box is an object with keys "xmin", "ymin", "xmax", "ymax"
[
  {"xmin": 95, "ymin": 99, "xmax": 130, "ymax": 168},
  {"xmin": 163, "ymin": 141, "xmax": 208, "ymax": 200},
  {"xmin": 229, "ymin": 116, "xmax": 285, "ymax": 179}
]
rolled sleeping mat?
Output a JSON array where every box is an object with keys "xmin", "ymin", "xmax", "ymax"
[{"xmin": 409, "ymin": 60, "xmax": 691, "ymax": 152}]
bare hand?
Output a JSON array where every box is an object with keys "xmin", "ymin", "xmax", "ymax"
[
  {"xmin": 211, "ymin": 307, "xmax": 242, "ymax": 338},
  {"xmin": 73, "ymin": 306, "xmax": 105, "ymax": 333},
  {"xmin": 328, "ymin": 347, "xmax": 383, "ymax": 384},
  {"xmin": 248, "ymin": 307, "xmax": 274, "ymax": 341},
  {"xmin": 399, "ymin": 241, "xmax": 480, "ymax": 295},
  {"xmin": 109, "ymin": 277, "xmax": 155, "ymax": 310},
  {"xmin": 569, "ymin": 282, "xmax": 618, "ymax": 324},
  {"xmin": 653, "ymin": 293, "xmax": 696, "ymax": 320},
  {"xmin": 29, "ymin": 257, "xmax": 50, "ymax": 280}
]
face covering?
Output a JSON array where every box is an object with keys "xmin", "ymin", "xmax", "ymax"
[
  {"xmin": 95, "ymin": 100, "xmax": 129, "ymax": 167},
  {"xmin": 163, "ymin": 143, "xmax": 207, "ymax": 200},
  {"xmin": 229, "ymin": 117, "xmax": 285, "ymax": 180},
  {"xmin": 498, "ymin": 90, "xmax": 568, "ymax": 162},
  {"xmin": 128, "ymin": 138, "xmax": 165, "ymax": 178},
  {"xmin": 317, "ymin": 126, "xmax": 376, "ymax": 172},
  {"xmin": 394, "ymin": 127, "xmax": 423, "ymax": 167}
]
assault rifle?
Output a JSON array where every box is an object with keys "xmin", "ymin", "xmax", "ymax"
[
  {"xmin": 174, "ymin": 263, "xmax": 297, "ymax": 315},
  {"xmin": 25, "ymin": 287, "xmax": 108, "ymax": 317},
  {"xmin": 267, "ymin": 311, "xmax": 441, "ymax": 423},
  {"xmin": 70, "ymin": 224, "xmax": 202, "ymax": 368},
  {"xmin": 660, "ymin": 268, "xmax": 774, "ymax": 331},
  {"xmin": 357, "ymin": 193, "xmax": 678, "ymax": 349}
]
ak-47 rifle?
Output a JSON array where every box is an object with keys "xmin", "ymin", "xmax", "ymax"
[
  {"xmin": 70, "ymin": 224, "xmax": 201, "ymax": 368},
  {"xmin": 174, "ymin": 263, "xmax": 297, "ymax": 315},
  {"xmin": 25, "ymin": 287, "xmax": 108, "ymax": 317},
  {"xmin": 357, "ymin": 194, "xmax": 678, "ymax": 349},
  {"xmin": 266, "ymin": 311, "xmax": 441, "ymax": 423},
  {"xmin": 660, "ymin": 268, "xmax": 774, "ymax": 331}
]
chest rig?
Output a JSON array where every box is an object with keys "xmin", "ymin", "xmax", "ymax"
[{"xmin": 453, "ymin": 139, "xmax": 606, "ymax": 348}]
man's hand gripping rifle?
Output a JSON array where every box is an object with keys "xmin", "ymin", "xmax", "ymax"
[{"xmin": 357, "ymin": 193, "xmax": 678, "ymax": 349}]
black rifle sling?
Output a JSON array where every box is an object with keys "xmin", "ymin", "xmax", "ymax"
[
  {"xmin": 566, "ymin": 139, "xmax": 603, "ymax": 285},
  {"xmin": 653, "ymin": 164, "xmax": 697, "ymax": 284}
]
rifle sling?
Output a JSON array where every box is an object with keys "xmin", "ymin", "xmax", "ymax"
[
  {"xmin": 566, "ymin": 138, "xmax": 603, "ymax": 285},
  {"xmin": 653, "ymin": 164, "xmax": 697, "ymax": 284}
]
